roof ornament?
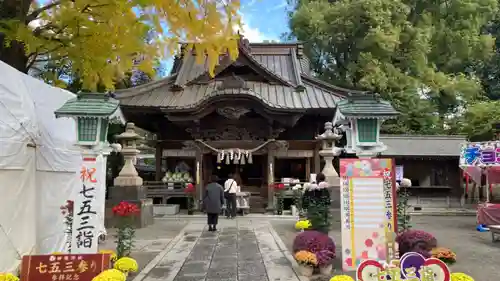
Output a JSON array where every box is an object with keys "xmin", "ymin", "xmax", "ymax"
[
  {"xmin": 218, "ymin": 73, "xmax": 248, "ymax": 90},
  {"xmin": 238, "ymin": 31, "xmax": 251, "ymax": 53}
]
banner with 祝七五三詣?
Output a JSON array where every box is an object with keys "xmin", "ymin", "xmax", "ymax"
[
  {"xmin": 70, "ymin": 155, "xmax": 105, "ymax": 254},
  {"xmin": 339, "ymin": 158, "xmax": 398, "ymax": 272}
]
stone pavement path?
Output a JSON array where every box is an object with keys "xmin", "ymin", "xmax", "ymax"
[{"xmin": 136, "ymin": 219, "xmax": 302, "ymax": 281}]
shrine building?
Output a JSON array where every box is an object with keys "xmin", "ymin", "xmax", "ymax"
[{"xmin": 112, "ymin": 37, "xmax": 465, "ymax": 212}]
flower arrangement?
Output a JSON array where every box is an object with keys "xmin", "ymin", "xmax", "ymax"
[
  {"xmin": 316, "ymin": 249, "xmax": 335, "ymax": 267},
  {"xmin": 273, "ymin": 183, "xmax": 285, "ymax": 215},
  {"xmin": 293, "ymin": 230, "xmax": 336, "ymax": 255},
  {"xmin": 295, "ymin": 220, "xmax": 312, "ymax": 231},
  {"xmin": 99, "ymin": 249, "xmax": 118, "ymax": 262},
  {"xmin": 330, "ymin": 275, "xmax": 355, "ymax": 281},
  {"xmin": 0, "ymin": 273, "xmax": 19, "ymax": 281},
  {"xmin": 114, "ymin": 257, "xmax": 139, "ymax": 273},
  {"xmin": 112, "ymin": 201, "xmax": 140, "ymax": 258},
  {"xmin": 184, "ymin": 183, "xmax": 196, "ymax": 214},
  {"xmin": 60, "ymin": 200, "xmax": 74, "ymax": 252},
  {"xmin": 91, "ymin": 256, "xmax": 139, "ymax": 281},
  {"xmin": 303, "ymin": 187, "xmax": 331, "ymax": 233},
  {"xmin": 294, "ymin": 250, "xmax": 318, "ymax": 267},
  {"xmin": 92, "ymin": 268, "xmax": 127, "ymax": 281},
  {"xmin": 431, "ymin": 247, "xmax": 457, "ymax": 265},
  {"xmin": 396, "ymin": 230, "xmax": 437, "ymax": 258},
  {"xmin": 451, "ymin": 273, "xmax": 474, "ymax": 281}
]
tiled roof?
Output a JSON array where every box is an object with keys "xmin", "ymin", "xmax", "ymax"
[
  {"xmin": 117, "ymin": 79, "xmax": 342, "ymax": 110},
  {"xmin": 337, "ymin": 93, "xmax": 399, "ymax": 117},
  {"xmin": 115, "ymin": 40, "xmax": 379, "ymax": 112},
  {"xmin": 54, "ymin": 93, "xmax": 120, "ymax": 118},
  {"xmin": 380, "ymin": 135, "xmax": 466, "ymax": 157}
]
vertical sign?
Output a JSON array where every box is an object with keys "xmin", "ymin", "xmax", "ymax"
[
  {"xmin": 339, "ymin": 158, "xmax": 397, "ymax": 271},
  {"xmin": 71, "ymin": 157, "xmax": 100, "ymax": 253}
]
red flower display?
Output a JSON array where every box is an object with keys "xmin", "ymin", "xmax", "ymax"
[
  {"xmin": 112, "ymin": 201, "xmax": 140, "ymax": 217},
  {"xmin": 274, "ymin": 183, "xmax": 285, "ymax": 190},
  {"xmin": 184, "ymin": 183, "xmax": 196, "ymax": 194}
]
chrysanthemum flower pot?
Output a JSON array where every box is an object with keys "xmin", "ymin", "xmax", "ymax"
[
  {"xmin": 319, "ymin": 264, "xmax": 333, "ymax": 275},
  {"xmin": 297, "ymin": 264, "xmax": 314, "ymax": 276}
]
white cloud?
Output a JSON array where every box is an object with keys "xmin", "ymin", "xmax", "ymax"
[{"xmin": 235, "ymin": 14, "xmax": 279, "ymax": 43}]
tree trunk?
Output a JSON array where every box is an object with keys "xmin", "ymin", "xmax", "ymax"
[
  {"xmin": 0, "ymin": 0, "xmax": 32, "ymax": 73},
  {"xmin": 0, "ymin": 35, "xmax": 29, "ymax": 73}
]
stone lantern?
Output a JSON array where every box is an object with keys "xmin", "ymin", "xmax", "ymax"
[
  {"xmin": 334, "ymin": 93, "xmax": 399, "ymax": 158},
  {"xmin": 111, "ymin": 122, "xmax": 153, "ymax": 228},
  {"xmin": 316, "ymin": 122, "xmax": 343, "ymax": 207},
  {"xmin": 114, "ymin": 123, "xmax": 143, "ymax": 187},
  {"xmin": 316, "ymin": 122, "xmax": 343, "ymax": 186}
]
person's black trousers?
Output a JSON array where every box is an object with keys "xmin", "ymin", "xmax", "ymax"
[
  {"xmin": 207, "ymin": 213, "xmax": 219, "ymax": 226},
  {"xmin": 226, "ymin": 193, "xmax": 237, "ymax": 218}
]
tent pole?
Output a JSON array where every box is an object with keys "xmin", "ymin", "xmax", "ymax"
[{"xmin": 486, "ymin": 168, "xmax": 490, "ymax": 203}]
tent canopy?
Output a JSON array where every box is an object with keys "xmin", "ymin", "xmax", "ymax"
[{"xmin": 0, "ymin": 61, "xmax": 81, "ymax": 272}]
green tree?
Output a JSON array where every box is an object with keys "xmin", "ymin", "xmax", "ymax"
[{"xmin": 287, "ymin": 0, "xmax": 498, "ymax": 134}]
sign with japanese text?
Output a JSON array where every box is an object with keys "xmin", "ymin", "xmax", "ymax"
[
  {"xmin": 460, "ymin": 141, "xmax": 500, "ymax": 167},
  {"xmin": 71, "ymin": 157, "xmax": 102, "ymax": 253},
  {"xmin": 21, "ymin": 253, "xmax": 110, "ymax": 281},
  {"xmin": 356, "ymin": 252, "xmax": 451, "ymax": 281},
  {"xmin": 339, "ymin": 158, "xmax": 397, "ymax": 272}
]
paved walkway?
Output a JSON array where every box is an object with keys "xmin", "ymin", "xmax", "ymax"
[{"xmin": 133, "ymin": 218, "xmax": 302, "ymax": 281}]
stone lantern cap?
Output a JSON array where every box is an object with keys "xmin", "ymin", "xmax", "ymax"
[{"xmin": 115, "ymin": 123, "xmax": 143, "ymax": 142}]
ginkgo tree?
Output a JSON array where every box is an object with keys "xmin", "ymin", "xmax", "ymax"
[{"xmin": 0, "ymin": 0, "xmax": 242, "ymax": 91}]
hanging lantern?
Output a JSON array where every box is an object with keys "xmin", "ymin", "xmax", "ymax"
[
  {"xmin": 225, "ymin": 156, "xmax": 230, "ymax": 165},
  {"xmin": 248, "ymin": 153, "xmax": 253, "ymax": 164},
  {"xmin": 240, "ymin": 156, "xmax": 246, "ymax": 165}
]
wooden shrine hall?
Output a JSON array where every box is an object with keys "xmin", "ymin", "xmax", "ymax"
[{"xmin": 114, "ymin": 36, "xmax": 400, "ymax": 212}]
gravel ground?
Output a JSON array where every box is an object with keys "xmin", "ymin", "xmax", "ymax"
[{"xmin": 270, "ymin": 216, "xmax": 500, "ymax": 280}]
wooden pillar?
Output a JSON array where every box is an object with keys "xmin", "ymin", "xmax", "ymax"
[
  {"xmin": 306, "ymin": 157, "xmax": 311, "ymax": 181},
  {"xmin": 267, "ymin": 150, "xmax": 276, "ymax": 210},
  {"xmin": 314, "ymin": 142, "xmax": 321, "ymax": 174},
  {"xmin": 195, "ymin": 149, "xmax": 203, "ymax": 208},
  {"xmin": 155, "ymin": 141, "xmax": 162, "ymax": 181}
]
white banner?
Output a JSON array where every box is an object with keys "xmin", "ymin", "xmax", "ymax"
[
  {"xmin": 395, "ymin": 166, "xmax": 404, "ymax": 181},
  {"xmin": 71, "ymin": 155, "xmax": 105, "ymax": 253}
]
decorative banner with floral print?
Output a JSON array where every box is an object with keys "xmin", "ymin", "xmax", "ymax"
[{"xmin": 339, "ymin": 158, "xmax": 398, "ymax": 271}]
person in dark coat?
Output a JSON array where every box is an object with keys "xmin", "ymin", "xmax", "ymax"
[{"xmin": 203, "ymin": 174, "xmax": 224, "ymax": 231}]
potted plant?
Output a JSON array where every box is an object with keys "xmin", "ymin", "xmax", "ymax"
[
  {"xmin": 185, "ymin": 183, "xmax": 195, "ymax": 215},
  {"xmin": 294, "ymin": 250, "xmax": 317, "ymax": 276},
  {"xmin": 274, "ymin": 183, "xmax": 285, "ymax": 215},
  {"xmin": 431, "ymin": 247, "xmax": 457, "ymax": 266},
  {"xmin": 112, "ymin": 201, "xmax": 140, "ymax": 258},
  {"xmin": 316, "ymin": 249, "xmax": 335, "ymax": 274}
]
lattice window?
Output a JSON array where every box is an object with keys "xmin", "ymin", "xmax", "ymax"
[
  {"xmin": 78, "ymin": 118, "xmax": 98, "ymax": 142},
  {"xmin": 99, "ymin": 119, "xmax": 108, "ymax": 142},
  {"xmin": 357, "ymin": 119, "xmax": 378, "ymax": 143}
]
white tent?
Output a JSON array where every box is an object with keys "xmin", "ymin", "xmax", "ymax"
[{"xmin": 0, "ymin": 61, "xmax": 81, "ymax": 272}]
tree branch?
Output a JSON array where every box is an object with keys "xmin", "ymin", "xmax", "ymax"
[{"xmin": 26, "ymin": 1, "xmax": 62, "ymax": 24}]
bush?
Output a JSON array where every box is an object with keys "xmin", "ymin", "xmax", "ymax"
[
  {"xmin": 396, "ymin": 230, "xmax": 437, "ymax": 258},
  {"xmin": 303, "ymin": 188, "xmax": 331, "ymax": 233},
  {"xmin": 293, "ymin": 230, "xmax": 336, "ymax": 265}
]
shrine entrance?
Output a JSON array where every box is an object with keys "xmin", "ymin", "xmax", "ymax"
[{"xmin": 206, "ymin": 153, "xmax": 265, "ymax": 195}]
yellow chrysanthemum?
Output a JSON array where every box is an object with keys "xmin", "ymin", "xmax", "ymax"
[
  {"xmin": 0, "ymin": 273, "xmax": 20, "ymax": 281},
  {"xmin": 451, "ymin": 273, "xmax": 475, "ymax": 281},
  {"xmin": 99, "ymin": 249, "xmax": 118, "ymax": 261},
  {"xmin": 92, "ymin": 269, "xmax": 126, "ymax": 281},
  {"xmin": 330, "ymin": 275, "xmax": 355, "ymax": 281},
  {"xmin": 114, "ymin": 257, "xmax": 139, "ymax": 273},
  {"xmin": 295, "ymin": 220, "xmax": 312, "ymax": 230},
  {"xmin": 51, "ymin": 252, "xmax": 64, "ymax": 255}
]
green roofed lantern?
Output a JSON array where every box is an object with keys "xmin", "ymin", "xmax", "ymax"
[
  {"xmin": 54, "ymin": 93, "xmax": 125, "ymax": 146},
  {"xmin": 334, "ymin": 93, "xmax": 399, "ymax": 157}
]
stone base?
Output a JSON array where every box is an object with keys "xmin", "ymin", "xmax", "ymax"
[
  {"xmin": 105, "ymin": 198, "xmax": 154, "ymax": 228},
  {"xmin": 153, "ymin": 204, "xmax": 180, "ymax": 216},
  {"xmin": 108, "ymin": 185, "xmax": 147, "ymax": 203}
]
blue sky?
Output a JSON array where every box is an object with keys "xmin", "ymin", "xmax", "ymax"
[
  {"xmin": 238, "ymin": 0, "xmax": 290, "ymax": 42},
  {"xmin": 161, "ymin": 0, "xmax": 290, "ymax": 74}
]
